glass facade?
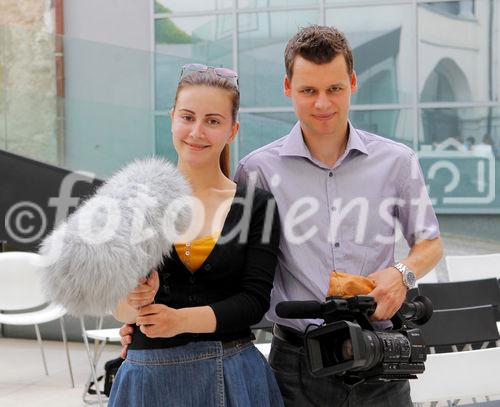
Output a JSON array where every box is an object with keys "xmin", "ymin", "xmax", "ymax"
[
  {"xmin": 238, "ymin": 112, "xmax": 298, "ymax": 157},
  {"xmin": 153, "ymin": 0, "xmax": 500, "ymax": 213},
  {"xmin": 155, "ymin": 14, "xmax": 234, "ymax": 111},
  {"xmin": 155, "ymin": 0, "xmax": 233, "ymax": 13},
  {"xmin": 238, "ymin": 0, "xmax": 319, "ymax": 8},
  {"xmin": 419, "ymin": 106, "xmax": 500, "ymax": 211},
  {"xmin": 351, "ymin": 109, "xmax": 414, "ymax": 147},
  {"xmin": 325, "ymin": 3, "xmax": 415, "ymax": 106},
  {"xmin": 1, "ymin": 1, "xmax": 498, "ymax": 213},
  {"xmin": 238, "ymin": 10, "xmax": 320, "ymax": 107},
  {"xmin": 418, "ymin": 1, "xmax": 496, "ymax": 103}
]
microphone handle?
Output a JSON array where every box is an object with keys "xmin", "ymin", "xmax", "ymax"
[{"xmin": 275, "ymin": 300, "xmax": 322, "ymax": 319}]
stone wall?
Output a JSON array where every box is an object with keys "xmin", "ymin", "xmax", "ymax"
[{"xmin": 0, "ymin": 0, "xmax": 58, "ymax": 165}]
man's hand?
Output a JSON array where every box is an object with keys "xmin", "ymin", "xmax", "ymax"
[
  {"xmin": 126, "ymin": 270, "xmax": 160, "ymax": 309},
  {"xmin": 136, "ymin": 304, "xmax": 184, "ymax": 338},
  {"xmin": 366, "ymin": 266, "xmax": 407, "ymax": 320},
  {"xmin": 119, "ymin": 324, "xmax": 134, "ymax": 359}
]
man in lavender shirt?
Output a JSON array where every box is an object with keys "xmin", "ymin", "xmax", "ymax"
[{"xmin": 234, "ymin": 26, "xmax": 443, "ymax": 406}]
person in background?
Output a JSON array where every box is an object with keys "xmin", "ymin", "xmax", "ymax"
[
  {"xmin": 465, "ymin": 136, "xmax": 476, "ymax": 151},
  {"xmin": 476, "ymin": 133, "xmax": 499, "ymax": 157}
]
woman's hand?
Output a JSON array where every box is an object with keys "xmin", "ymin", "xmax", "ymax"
[
  {"xmin": 136, "ymin": 304, "xmax": 185, "ymax": 338},
  {"xmin": 126, "ymin": 270, "xmax": 160, "ymax": 310},
  {"xmin": 119, "ymin": 324, "xmax": 134, "ymax": 359}
]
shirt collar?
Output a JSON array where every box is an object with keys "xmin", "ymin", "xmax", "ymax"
[
  {"xmin": 279, "ymin": 120, "xmax": 369, "ymax": 158},
  {"xmin": 346, "ymin": 121, "xmax": 369, "ymax": 156},
  {"xmin": 278, "ymin": 121, "xmax": 312, "ymax": 158}
]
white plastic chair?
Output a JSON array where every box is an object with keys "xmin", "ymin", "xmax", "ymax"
[
  {"xmin": 80, "ymin": 317, "xmax": 121, "ymax": 406},
  {"xmin": 255, "ymin": 342, "xmax": 271, "ymax": 359},
  {"xmin": 416, "ymin": 268, "xmax": 439, "ymax": 285},
  {"xmin": 446, "ymin": 255, "xmax": 500, "ymax": 335},
  {"xmin": 410, "ymin": 347, "xmax": 500, "ymax": 405},
  {"xmin": 446, "ymin": 253, "xmax": 500, "ymax": 282},
  {"xmin": 0, "ymin": 251, "xmax": 74, "ymax": 387}
]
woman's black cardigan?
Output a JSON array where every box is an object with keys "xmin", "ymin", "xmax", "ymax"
[{"xmin": 129, "ymin": 184, "xmax": 281, "ymax": 349}]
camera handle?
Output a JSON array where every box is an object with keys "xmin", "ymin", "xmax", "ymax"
[{"xmin": 322, "ymin": 296, "xmax": 376, "ymax": 330}]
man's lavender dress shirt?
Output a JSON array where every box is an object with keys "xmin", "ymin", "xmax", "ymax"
[{"xmin": 234, "ymin": 121, "xmax": 440, "ymax": 332}]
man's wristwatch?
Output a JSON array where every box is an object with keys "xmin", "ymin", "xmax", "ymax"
[{"xmin": 392, "ymin": 262, "xmax": 417, "ymax": 289}]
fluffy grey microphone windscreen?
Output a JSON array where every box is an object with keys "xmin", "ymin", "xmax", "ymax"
[{"xmin": 38, "ymin": 157, "xmax": 192, "ymax": 316}]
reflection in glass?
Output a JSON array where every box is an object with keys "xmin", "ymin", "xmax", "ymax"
[
  {"xmin": 418, "ymin": 108, "xmax": 500, "ymax": 211},
  {"xmin": 238, "ymin": 10, "xmax": 320, "ymax": 107},
  {"xmin": 325, "ymin": 4, "xmax": 414, "ymax": 105},
  {"xmin": 350, "ymin": 110, "xmax": 413, "ymax": 147},
  {"xmin": 238, "ymin": 112, "xmax": 297, "ymax": 157},
  {"xmin": 420, "ymin": 107, "xmax": 500, "ymax": 159},
  {"xmin": 155, "ymin": 15, "xmax": 233, "ymax": 110},
  {"xmin": 237, "ymin": 0, "xmax": 318, "ymax": 8},
  {"xmin": 420, "ymin": 59, "xmax": 467, "ymax": 102},
  {"xmin": 419, "ymin": 0, "xmax": 496, "ymax": 103},
  {"xmin": 64, "ymin": 98, "xmax": 154, "ymax": 178},
  {"xmin": 155, "ymin": 115, "xmax": 178, "ymax": 164},
  {"xmin": 325, "ymin": 0, "xmax": 391, "ymax": 3},
  {"xmin": 425, "ymin": 1, "xmax": 475, "ymax": 17},
  {"xmin": 155, "ymin": 0, "xmax": 232, "ymax": 14}
]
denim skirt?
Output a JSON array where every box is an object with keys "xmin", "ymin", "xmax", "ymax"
[{"xmin": 108, "ymin": 340, "xmax": 284, "ymax": 407}]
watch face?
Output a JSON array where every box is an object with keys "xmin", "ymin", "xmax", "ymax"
[{"xmin": 404, "ymin": 271, "xmax": 417, "ymax": 288}]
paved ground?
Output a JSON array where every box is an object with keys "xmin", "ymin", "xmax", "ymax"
[{"xmin": 0, "ymin": 337, "xmax": 120, "ymax": 407}]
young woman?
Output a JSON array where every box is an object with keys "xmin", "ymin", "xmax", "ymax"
[{"xmin": 109, "ymin": 64, "xmax": 284, "ymax": 407}]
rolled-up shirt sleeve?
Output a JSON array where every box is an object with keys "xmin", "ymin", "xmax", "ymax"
[{"xmin": 397, "ymin": 150, "xmax": 440, "ymax": 247}]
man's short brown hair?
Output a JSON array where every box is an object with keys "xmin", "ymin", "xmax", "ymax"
[{"xmin": 284, "ymin": 25, "xmax": 354, "ymax": 79}]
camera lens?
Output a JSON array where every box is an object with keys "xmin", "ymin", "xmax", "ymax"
[{"xmin": 400, "ymin": 296, "xmax": 433, "ymax": 325}]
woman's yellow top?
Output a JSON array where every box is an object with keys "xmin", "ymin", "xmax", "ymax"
[{"xmin": 174, "ymin": 233, "xmax": 220, "ymax": 272}]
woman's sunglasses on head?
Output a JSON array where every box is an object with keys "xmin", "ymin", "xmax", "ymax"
[{"xmin": 180, "ymin": 63, "xmax": 239, "ymax": 88}]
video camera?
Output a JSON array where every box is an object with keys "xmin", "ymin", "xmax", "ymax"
[{"xmin": 275, "ymin": 295, "xmax": 433, "ymax": 384}]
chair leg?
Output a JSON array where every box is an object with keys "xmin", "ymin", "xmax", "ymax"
[
  {"xmin": 34, "ymin": 324, "xmax": 49, "ymax": 376},
  {"xmin": 59, "ymin": 317, "xmax": 75, "ymax": 388},
  {"xmin": 80, "ymin": 318, "xmax": 104, "ymax": 407},
  {"xmin": 83, "ymin": 337, "xmax": 109, "ymax": 405},
  {"xmin": 93, "ymin": 316, "xmax": 104, "ymax": 361},
  {"xmin": 82, "ymin": 337, "xmax": 108, "ymax": 395}
]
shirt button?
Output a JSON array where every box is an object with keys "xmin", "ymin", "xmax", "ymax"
[
  {"xmin": 204, "ymin": 264, "xmax": 212, "ymax": 271},
  {"xmin": 189, "ymin": 276, "xmax": 195, "ymax": 284},
  {"xmin": 335, "ymin": 242, "xmax": 340, "ymax": 248},
  {"xmin": 188, "ymin": 295, "xmax": 195, "ymax": 302},
  {"xmin": 329, "ymin": 172, "xmax": 333, "ymax": 177}
]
